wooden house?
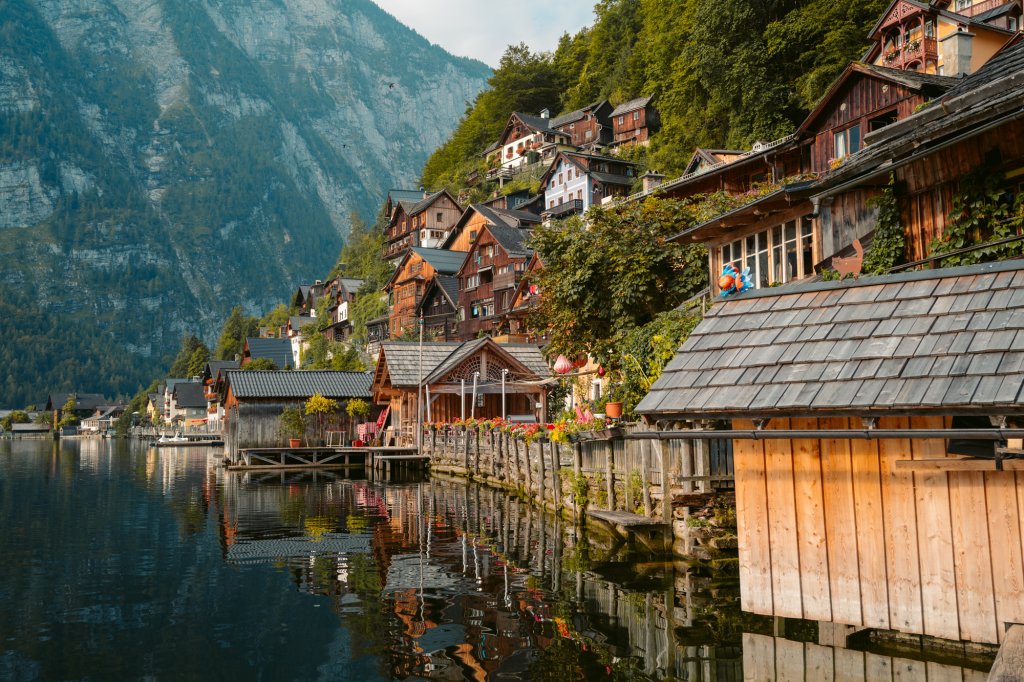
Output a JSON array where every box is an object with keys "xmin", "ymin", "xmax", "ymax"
[
  {"xmin": 415, "ymin": 275, "xmax": 459, "ymax": 341},
  {"xmin": 371, "ymin": 339, "xmax": 551, "ymax": 445},
  {"xmin": 44, "ymin": 393, "xmax": 109, "ymax": 418},
  {"xmin": 549, "ymin": 100, "xmax": 613, "ymax": 149},
  {"xmin": 442, "ymin": 204, "xmax": 540, "ymax": 253},
  {"xmin": 864, "ymin": 0, "xmax": 1017, "ymax": 76},
  {"xmin": 610, "ymin": 96, "xmax": 659, "ymax": 146},
  {"xmin": 201, "ymin": 360, "xmax": 240, "ymax": 430},
  {"xmin": 682, "ymin": 149, "xmax": 746, "ymax": 176},
  {"xmin": 322, "ymin": 277, "xmax": 366, "ymax": 342},
  {"xmin": 366, "ymin": 314, "xmax": 390, "ymax": 356},
  {"xmin": 384, "ymin": 189, "xmax": 426, "ymax": 222},
  {"xmin": 383, "ymin": 190, "xmax": 463, "ymax": 262},
  {"xmin": 222, "ymin": 370, "xmax": 375, "ymax": 458},
  {"xmin": 506, "ymin": 253, "xmax": 544, "ymax": 342},
  {"xmin": 169, "ymin": 382, "xmax": 207, "ymax": 426},
  {"xmin": 456, "ymin": 224, "xmax": 534, "ymax": 341},
  {"xmin": 488, "ymin": 111, "xmax": 570, "ymax": 174},
  {"xmin": 814, "ymin": 38, "xmax": 1024, "ymax": 266},
  {"xmin": 384, "ymin": 247, "xmax": 467, "ymax": 339},
  {"xmin": 540, "ymin": 151, "xmax": 639, "ymax": 220},
  {"xmin": 637, "ymin": 261, "xmax": 1024, "ymax": 647}
]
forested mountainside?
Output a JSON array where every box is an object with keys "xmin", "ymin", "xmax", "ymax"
[
  {"xmin": 422, "ymin": 0, "xmax": 889, "ymax": 191},
  {"xmin": 0, "ymin": 0, "xmax": 490, "ymax": 407}
]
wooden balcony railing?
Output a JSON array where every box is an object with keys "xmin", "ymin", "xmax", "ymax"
[{"xmin": 955, "ymin": 0, "xmax": 1007, "ymax": 17}]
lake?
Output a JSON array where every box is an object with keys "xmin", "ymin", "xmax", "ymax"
[{"xmin": 0, "ymin": 439, "xmax": 993, "ymax": 680}]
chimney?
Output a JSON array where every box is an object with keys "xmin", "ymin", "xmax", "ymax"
[
  {"xmin": 941, "ymin": 29, "xmax": 974, "ymax": 78},
  {"xmin": 641, "ymin": 171, "xmax": 666, "ymax": 193},
  {"xmin": 540, "ymin": 108, "xmax": 550, "ymax": 119}
]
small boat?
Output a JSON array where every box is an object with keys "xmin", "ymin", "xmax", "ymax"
[{"xmin": 156, "ymin": 433, "xmax": 190, "ymax": 445}]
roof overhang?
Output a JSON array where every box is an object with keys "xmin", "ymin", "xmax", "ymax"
[{"xmin": 668, "ymin": 183, "xmax": 817, "ymax": 244}]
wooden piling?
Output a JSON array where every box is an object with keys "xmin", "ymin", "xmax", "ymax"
[
  {"xmin": 606, "ymin": 444, "xmax": 616, "ymax": 510},
  {"xmin": 537, "ymin": 441, "xmax": 547, "ymax": 506},
  {"xmin": 641, "ymin": 439, "xmax": 652, "ymax": 517},
  {"xmin": 551, "ymin": 442, "xmax": 562, "ymax": 510}
]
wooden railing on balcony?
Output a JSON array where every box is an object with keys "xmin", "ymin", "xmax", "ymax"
[
  {"xmin": 542, "ymin": 199, "xmax": 584, "ymax": 219},
  {"xmin": 493, "ymin": 271, "xmax": 518, "ymax": 291},
  {"xmin": 883, "ymin": 36, "xmax": 937, "ymax": 69},
  {"xmin": 955, "ymin": 0, "xmax": 1008, "ymax": 17}
]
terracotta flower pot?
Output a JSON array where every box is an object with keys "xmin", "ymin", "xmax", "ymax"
[
  {"xmin": 288, "ymin": 438, "xmax": 302, "ymax": 448},
  {"xmin": 604, "ymin": 402, "xmax": 623, "ymax": 419},
  {"xmin": 353, "ymin": 439, "xmax": 364, "ymax": 447}
]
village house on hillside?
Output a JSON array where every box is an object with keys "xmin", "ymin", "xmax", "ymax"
[
  {"xmin": 487, "ymin": 110, "xmax": 571, "ymax": 180},
  {"xmin": 242, "ymin": 337, "xmax": 294, "ymax": 369},
  {"xmin": 384, "ymin": 247, "xmax": 468, "ymax": 340},
  {"xmin": 442, "ymin": 203, "xmax": 540, "ymax": 253},
  {"xmin": 416, "ymin": 275, "xmax": 460, "ymax": 341},
  {"xmin": 383, "ymin": 189, "xmax": 463, "ymax": 262},
  {"xmin": 549, "ymin": 100, "xmax": 614, "ymax": 149},
  {"xmin": 540, "ymin": 151, "xmax": 638, "ymax": 220},
  {"xmin": 610, "ymin": 95, "xmax": 659, "ymax": 146},
  {"xmin": 456, "ymin": 224, "xmax": 534, "ymax": 342}
]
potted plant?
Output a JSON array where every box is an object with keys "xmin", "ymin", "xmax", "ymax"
[
  {"xmin": 347, "ymin": 398, "xmax": 371, "ymax": 446},
  {"xmin": 305, "ymin": 393, "xmax": 339, "ymax": 447},
  {"xmin": 280, "ymin": 407, "xmax": 306, "ymax": 448}
]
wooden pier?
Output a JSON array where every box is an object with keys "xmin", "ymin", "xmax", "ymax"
[{"xmin": 228, "ymin": 445, "xmax": 427, "ymax": 475}]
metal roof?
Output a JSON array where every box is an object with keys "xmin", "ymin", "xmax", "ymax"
[
  {"xmin": 409, "ymin": 247, "xmax": 468, "ymax": 275},
  {"xmin": 226, "ymin": 370, "xmax": 373, "ymax": 400},
  {"xmin": 245, "ymin": 337, "xmax": 294, "ymax": 369},
  {"xmin": 172, "ymin": 382, "xmax": 207, "ymax": 408},
  {"xmin": 637, "ymin": 259, "xmax": 1024, "ymax": 419}
]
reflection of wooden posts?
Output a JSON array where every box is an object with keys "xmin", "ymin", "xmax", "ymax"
[
  {"xmin": 52, "ymin": 410, "xmax": 59, "ymax": 440},
  {"xmin": 573, "ymin": 443, "xmax": 582, "ymax": 519}
]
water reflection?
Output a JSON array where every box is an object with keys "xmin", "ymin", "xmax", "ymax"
[{"xmin": 0, "ymin": 440, "xmax": 995, "ymax": 681}]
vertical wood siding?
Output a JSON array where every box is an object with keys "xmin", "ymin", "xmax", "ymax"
[{"xmin": 733, "ymin": 416, "xmax": 1024, "ymax": 645}]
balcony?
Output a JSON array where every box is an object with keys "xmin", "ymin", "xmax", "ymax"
[
  {"xmin": 542, "ymin": 199, "xmax": 584, "ymax": 220},
  {"xmin": 493, "ymin": 270, "xmax": 518, "ymax": 291},
  {"xmin": 882, "ymin": 36, "xmax": 937, "ymax": 70},
  {"xmin": 955, "ymin": 0, "xmax": 1009, "ymax": 17}
]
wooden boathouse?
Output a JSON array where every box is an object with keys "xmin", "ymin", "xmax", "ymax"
[{"xmin": 637, "ymin": 260, "xmax": 1024, "ymax": 647}]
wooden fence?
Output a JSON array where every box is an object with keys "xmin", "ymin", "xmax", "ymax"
[{"xmin": 421, "ymin": 424, "xmax": 734, "ymax": 521}]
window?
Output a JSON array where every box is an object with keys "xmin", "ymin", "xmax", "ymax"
[
  {"xmin": 833, "ymin": 124, "xmax": 861, "ymax": 160},
  {"xmin": 577, "ymin": 189, "xmax": 583, "ymax": 201},
  {"xmin": 1009, "ymin": 16, "xmax": 1018, "ymax": 31},
  {"xmin": 868, "ymin": 110, "xmax": 898, "ymax": 132},
  {"xmin": 955, "ymin": 0, "xmax": 970, "ymax": 9},
  {"xmin": 558, "ymin": 172, "xmax": 563, "ymax": 185},
  {"xmin": 633, "ymin": 110, "xmax": 640, "ymax": 121},
  {"xmin": 466, "ymin": 274, "xmax": 480, "ymax": 289},
  {"xmin": 436, "ymin": 212, "xmax": 443, "ymax": 222},
  {"xmin": 718, "ymin": 217, "xmax": 816, "ymax": 290},
  {"xmin": 618, "ymin": 115, "xmax": 624, "ymax": 125}
]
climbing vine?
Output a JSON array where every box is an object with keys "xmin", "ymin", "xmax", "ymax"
[
  {"xmin": 929, "ymin": 162, "xmax": 1024, "ymax": 266},
  {"xmin": 861, "ymin": 175, "xmax": 906, "ymax": 275}
]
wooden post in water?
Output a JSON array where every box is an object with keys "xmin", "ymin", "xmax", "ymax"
[
  {"xmin": 695, "ymin": 439, "xmax": 709, "ymax": 493},
  {"xmin": 641, "ymin": 439, "xmax": 653, "ymax": 517},
  {"xmin": 656, "ymin": 439, "xmax": 671, "ymax": 524},
  {"xmin": 624, "ymin": 440, "xmax": 634, "ymax": 513},
  {"xmin": 573, "ymin": 443, "xmax": 582, "ymax": 521},
  {"xmin": 537, "ymin": 441, "xmax": 547, "ymax": 506},
  {"xmin": 551, "ymin": 443, "xmax": 562, "ymax": 511},
  {"xmin": 606, "ymin": 444, "xmax": 615, "ymax": 510},
  {"xmin": 463, "ymin": 427, "xmax": 470, "ymax": 471},
  {"xmin": 680, "ymin": 439, "xmax": 694, "ymax": 494},
  {"xmin": 490, "ymin": 430, "xmax": 497, "ymax": 479},
  {"xmin": 474, "ymin": 428, "xmax": 481, "ymax": 476}
]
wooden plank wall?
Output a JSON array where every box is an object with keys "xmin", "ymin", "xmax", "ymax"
[
  {"xmin": 741, "ymin": 634, "xmax": 989, "ymax": 681},
  {"xmin": 732, "ymin": 416, "xmax": 1024, "ymax": 645}
]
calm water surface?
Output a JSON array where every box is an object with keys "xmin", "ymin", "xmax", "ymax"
[{"xmin": 0, "ymin": 439, "xmax": 993, "ymax": 681}]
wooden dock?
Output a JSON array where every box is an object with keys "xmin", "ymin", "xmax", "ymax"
[
  {"xmin": 229, "ymin": 445, "xmax": 426, "ymax": 474},
  {"xmin": 587, "ymin": 509, "xmax": 671, "ymax": 553}
]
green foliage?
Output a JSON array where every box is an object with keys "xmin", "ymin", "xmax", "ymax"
[
  {"xmin": 214, "ymin": 306, "xmax": 259, "ymax": 361},
  {"xmin": 301, "ymin": 333, "xmax": 366, "ymax": 371},
  {"xmin": 168, "ymin": 335, "xmax": 209, "ymax": 378},
  {"xmin": 423, "ymin": 0, "xmax": 887, "ymax": 194},
  {"xmin": 609, "ymin": 305, "xmax": 704, "ymax": 418},
  {"xmin": 349, "ymin": 293, "xmax": 389, "ymax": 346},
  {"xmin": 279, "ymin": 406, "xmax": 306, "ymax": 440},
  {"xmin": 259, "ymin": 304, "xmax": 292, "ymax": 336},
  {"xmin": 421, "ymin": 44, "xmax": 566, "ymax": 190},
  {"xmin": 57, "ymin": 396, "xmax": 78, "ymax": 427},
  {"xmin": 929, "ymin": 163, "xmax": 1024, "ymax": 266},
  {"xmin": 1, "ymin": 410, "xmax": 29, "ymax": 431},
  {"xmin": 243, "ymin": 358, "xmax": 279, "ymax": 371},
  {"xmin": 528, "ymin": 196, "xmax": 709, "ymax": 365},
  {"xmin": 346, "ymin": 398, "xmax": 371, "ymax": 419},
  {"xmin": 627, "ymin": 469, "xmax": 644, "ymax": 514},
  {"xmin": 305, "ymin": 393, "xmax": 339, "ymax": 442},
  {"xmin": 569, "ymin": 471, "xmax": 590, "ymax": 509},
  {"xmin": 861, "ymin": 176, "xmax": 906, "ymax": 275}
]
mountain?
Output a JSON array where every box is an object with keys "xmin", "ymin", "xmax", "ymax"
[{"xmin": 0, "ymin": 0, "xmax": 490, "ymax": 407}]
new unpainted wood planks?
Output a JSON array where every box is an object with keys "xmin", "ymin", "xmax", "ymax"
[{"xmin": 734, "ymin": 418, "xmax": 774, "ymax": 616}]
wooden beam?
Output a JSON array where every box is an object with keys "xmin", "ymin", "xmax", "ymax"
[
  {"xmin": 989, "ymin": 624, "xmax": 1024, "ymax": 681},
  {"xmin": 895, "ymin": 458, "xmax": 1024, "ymax": 471}
]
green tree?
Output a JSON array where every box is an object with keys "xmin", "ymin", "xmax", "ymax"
[
  {"xmin": 528, "ymin": 196, "xmax": 714, "ymax": 366},
  {"xmin": 260, "ymin": 304, "xmax": 291, "ymax": 335},
  {"xmin": 214, "ymin": 306, "xmax": 259, "ymax": 361},
  {"xmin": 186, "ymin": 345, "xmax": 210, "ymax": 378},
  {"xmin": 1, "ymin": 410, "xmax": 29, "ymax": 431},
  {"xmin": 58, "ymin": 396, "xmax": 78, "ymax": 427},
  {"xmin": 168, "ymin": 335, "xmax": 209, "ymax": 378},
  {"xmin": 243, "ymin": 358, "xmax": 279, "ymax": 371}
]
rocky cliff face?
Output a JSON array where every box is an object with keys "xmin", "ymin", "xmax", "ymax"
[{"xmin": 0, "ymin": 0, "xmax": 489, "ymax": 405}]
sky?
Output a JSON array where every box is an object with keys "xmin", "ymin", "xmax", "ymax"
[{"xmin": 373, "ymin": 0, "xmax": 596, "ymax": 67}]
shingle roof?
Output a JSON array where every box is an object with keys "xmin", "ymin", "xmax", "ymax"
[
  {"xmin": 46, "ymin": 393, "xmax": 108, "ymax": 411},
  {"xmin": 388, "ymin": 189, "xmax": 425, "ymax": 205},
  {"xmin": 289, "ymin": 316, "xmax": 317, "ymax": 331},
  {"xmin": 549, "ymin": 100, "xmax": 608, "ymax": 128},
  {"xmin": 418, "ymin": 275, "xmax": 459, "ymax": 310},
  {"xmin": 205, "ymin": 360, "xmax": 240, "ymax": 380},
  {"xmin": 410, "ymin": 247, "xmax": 468, "ymax": 275},
  {"xmin": 408, "ymin": 190, "xmax": 451, "ymax": 216},
  {"xmin": 488, "ymin": 225, "xmax": 534, "ymax": 259},
  {"xmin": 226, "ymin": 370, "xmax": 373, "ymax": 400},
  {"xmin": 378, "ymin": 340, "xmax": 551, "ymax": 388},
  {"xmin": 513, "ymin": 112, "xmax": 552, "ymax": 132},
  {"xmin": 610, "ymin": 95, "xmax": 653, "ymax": 117},
  {"xmin": 338, "ymin": 278, "xmax": 365, "ymax": 294},
  {"xmin": 245, "ymin": 337, "xmax": 294, "ymax": 369},
  {"xmin": 477, "ymin": 204, "xmax": 542, "ymax": 228},
  {"xmin": 944, "ymin": 37, "xmax": 1024, "ymax": 100},
  {"xmin": 637, "ymin": 259, "xmax": 1024, "ymax": 420},
  {"xmin": 172, "ymin": 382, "xmax": 207, "ymax": 409}
]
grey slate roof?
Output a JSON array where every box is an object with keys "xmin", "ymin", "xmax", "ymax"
[
  {"xmin": 488, "ymin": 225, "xmax": 534, "ymax": 259},
  {"xmin": 245, "ymin": 337, "xmax": 294, "ymax": 369},
  {"xmin": 46, "ymin": 393, "xmax": 108, "ymax": 411},
  {"xmin": 477, "ymin": 204, "xmax": 542, "ymax": 228},
  {"xmin": 409, "ymin": 247, "xmax": 468, "ymax": 275},
  {"xmin": 226, "ymin": 370, "xmax": 373, "ymax": 400},
  {"xmin": 379, "ymin": 341, "xmax": 550, "ymax": 387},
  {"xmin": 338, "ymin": 278, "xmax": 365, "ymax": 294},
  {"xmin": 944, "ymin": 37, "xmax": 1024, "ymax": 100},
  {"xmin": 289, "ymin": 316, "xmax": 317, "ymax": 330},
  {"xmin": 513, "ymin": 112, "xmax": 552, "ymax": 132},
  {"xmin": 172, "ymin": 382, "xmax": 207, "ymax": 409},
  {"xmin": 610, "ymin": 95, "xmax": 653, "ymax": 117},
  {"xmin": 549, "ymin": 100, "xmax": 608, "ymax": 128},
  {"xmin": 388, "ymin": 189, "xmax": 425, "ymax": 205},
  {"xmin": 637, "ymin": 259, "xmax": 1024, "ymax": 419},
  {"xmin": 418, "ymin": 275, "xmax": 459, "ymax": 311}
]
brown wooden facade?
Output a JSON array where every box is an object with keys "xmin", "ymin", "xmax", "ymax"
[
  {"xmin": 383, "ymin": 190, "xmax": 463, "ymax": 261},
  {"xmin": 385, "ymin": 249, "xmax": 467, "ymax": 339},
  {"xmin": 456, "ymin": 225, "xmax": 532, "ymax": 341},
  {"xmin": 416, "ymin": 276, "xmax": 459, "ymax": 341},
  {"xmin": 733, "ymin": 416, "xmax": 1024, "ymax": 646},
  {"xmin": 611, "ymin": 96, "xmax": 659, "ymax": 146},
  {"xmin": 550, "ymin": 100, "xmax": 613, "ymax": 148}
]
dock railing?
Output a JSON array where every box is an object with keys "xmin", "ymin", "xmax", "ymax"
[{"xmin": 421, "ymin": 423, "xmax": 734, "ymax": 522}]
